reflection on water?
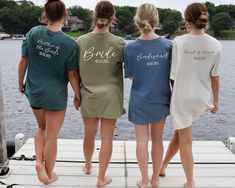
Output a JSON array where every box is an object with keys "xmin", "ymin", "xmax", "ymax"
[{"xmin": 0, "ymin": 40, "xmax": 235, "ymax": 142}]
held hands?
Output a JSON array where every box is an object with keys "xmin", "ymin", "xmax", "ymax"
[{"xmin": 73, "ymin": 94, "xmax": 81, "ymax": 110}]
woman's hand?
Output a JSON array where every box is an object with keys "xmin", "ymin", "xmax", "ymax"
[
  {"xmin": 19, "ymin": 84, "xmax": 25, "ymax": 94},
  {"xmin": 73, "ymin": 95, "xmax": 81, "ymax": 110},
  {"xmin": 211, "ymin": 101, "xmax": 219, "ymax": 113}
]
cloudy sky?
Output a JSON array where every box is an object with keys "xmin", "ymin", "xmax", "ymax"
[{"xmin": 29, "ymin": 0, "xmax": 234, "ymax": 12}]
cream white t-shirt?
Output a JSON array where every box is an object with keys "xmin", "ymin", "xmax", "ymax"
[{"xmin": 170, "ymin": 34, "xmax": 222, "ymax": 130}]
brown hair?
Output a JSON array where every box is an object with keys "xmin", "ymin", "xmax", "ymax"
[
  {"xmin": 44, "ymin": 0, "xmax": 66, "ymax": 22},
  {"xmin": 185, "ymin": 3, "xmax": 209, "ymax": 29},
  {"xmin": 93, "ymin": 1, "xmax": 115, "ymax": 29},
  {"xmin": 134, "ymin": 4, "xmax": 159, "ymax": 34}
]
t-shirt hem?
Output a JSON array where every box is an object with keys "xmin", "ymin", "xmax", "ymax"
[
  {"xmin": 129, "ymin": 113, "xmax": 169, "ymax": 125},
  {"xmin": 211, "ymin": 73, "xmax": 220, "ymax": 77},
  {"xmin": 81, "ymin": 113, "xmax": 123, "ymax": 119},
  {"xmin": 29, "ymin": 105, "xmax": 66, "ymax": 111},
  {"xmin": 173, "ymin": 123, "xmax": 192, "ymax": 130},
  {"xmin": 27, "ymin": 98, "xmax": 67, "ymax": 111}
]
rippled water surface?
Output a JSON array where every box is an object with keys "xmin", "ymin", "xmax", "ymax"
[{"xmin": 0, "ymin": 40, "xmax": 234, "ymax": 142}]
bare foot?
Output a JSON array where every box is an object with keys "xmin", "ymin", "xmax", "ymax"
[
  {"xmin": 184, "ymin": 182, "xmax": 195, "ymax": 188},
  {"xmin": 151, "ymin": 179, "xmax": 160, "ymax": 188},
  {"xmin": 35, "ymin": 163, "xmax": 50, "ymax": 185},
  {"xmin": 159, "ymin": 164, "xmax": 166, "ymax": 177},
  {"xmin": 48, "ymin": 172, "xmax": 59, "ymax": 184},
  {"xmin": 96, "ymin": 176, "xmax": 112, "ymax": 187},
  {"xmin": 82, "ymin": 164, "xmax": 92, "ymax": 175},
  {"xmin": 136, "ymin": 180, "xmax": 149, "ymax": 188}
]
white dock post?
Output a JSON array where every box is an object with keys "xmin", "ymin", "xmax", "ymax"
[
  {"xmin": 228, "ymin": 137, "xmax": 235, "ymax": 154},
  {"xmin": 15, "ymin": 133, "xmax": 25, "ymax": 152},
  {"xmin": 0, "ymin": 66, "xmax": 10, "ymax": 178}
]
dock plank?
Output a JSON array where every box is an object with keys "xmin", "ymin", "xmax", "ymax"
[{"xmin": 4, "ymin": 139, "xmax": 235, "ymax": 188}]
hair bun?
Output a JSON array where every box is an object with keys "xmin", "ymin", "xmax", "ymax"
[
  {"xmin": 138, "ymin": 20, "xmax": 152, "ymax": 33},
  {"xmin": 47, "ymin": 0, "xmax": 60, "ymax": 2},
  {"xmin": 199, "ymin": 12, "xmax": 209, "ymax": 21}
]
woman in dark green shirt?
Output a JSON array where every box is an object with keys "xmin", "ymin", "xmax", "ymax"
[{"xmin": 18, "ymin": 0, "xmax": 80, "ymax": 185}]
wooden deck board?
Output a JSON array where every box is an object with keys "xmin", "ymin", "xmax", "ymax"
[
  {"xmin": 1, "ymin": 139, "xmax": 234, "ymax": 188},
  {"xmin": 125, "ymin": 141, "xmax": 235, "ymax": 163}
]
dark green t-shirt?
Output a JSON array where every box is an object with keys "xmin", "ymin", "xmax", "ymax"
[
  {"xmin": 77, "ymin": 32, "xmax": 125, "ymax": 118},
  {"xmin": 22, "ymin": 25, "xmax": 78, "ymax": 110}
]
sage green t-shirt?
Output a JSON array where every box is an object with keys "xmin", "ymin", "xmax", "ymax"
[
  {"xmin": 22, "ymin": 26, "xmax": 78, "ymax": 110},
  {"xmin": 77, "ymin": 32, "xmax": 125, "ymax": 118}
]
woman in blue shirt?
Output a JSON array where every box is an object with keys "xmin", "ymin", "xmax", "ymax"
[{"xmin": 124, "ymin": 4, "xmax": 172, "ymax": 188}]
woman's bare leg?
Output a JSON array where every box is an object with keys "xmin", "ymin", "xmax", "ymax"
[
  {"xmin": 33, "ymin": 109, "xmax": 49, "ymax": 184},
  {"xmin": 96, "ymin": 118, "xmax": 116, "ymax": 187},
  {"xmin": 150, "ymin": 119, "xmax": 165, "ymax": 188},
  {"xmin": 82, "ymin": 116, "xmax": 99, "ymax": 174},
  {"xmin": 160, "ymin": 130, "xmax": 179, "ymax": 176},
  {"xmin": 178, "ymin": 126, "xmax": 194, "ymax": 188},
  {"xmin": 44, "ymin": 110, "xmax": 65, "ymax": 183},
  {"xmin": 135, "ymin": 125, "xmax": 149, "ymax": 188}
]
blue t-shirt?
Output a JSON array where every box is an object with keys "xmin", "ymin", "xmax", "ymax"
[
  {"xmin": 124, "ymin": 38, "xmax": 172, "ymax": 124},
  {"xmin": 22, "ymin": 26, "xmax": 78, "ymax": 110}
]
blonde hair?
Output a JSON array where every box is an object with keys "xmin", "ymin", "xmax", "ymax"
[{"xmin": 134, "ymin": 4, "xmax": 159, "ymax": 33}]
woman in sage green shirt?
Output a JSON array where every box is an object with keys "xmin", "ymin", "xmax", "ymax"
[{"xmin": 76, "ymin": 1, "xmax": 125, "ymax": 187}]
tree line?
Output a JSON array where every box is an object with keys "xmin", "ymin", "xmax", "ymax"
[{"xmin": 0, "ymin": 0, "xmax": 235, "ymax": 37}]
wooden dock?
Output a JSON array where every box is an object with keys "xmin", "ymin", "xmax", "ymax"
[{"xmin": 1, "ymin": 139, "xmax": 235, "ymax": 187}]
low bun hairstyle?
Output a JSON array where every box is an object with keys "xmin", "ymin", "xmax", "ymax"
[
  {"xmin": 134, "ymin": 4, "xmax": 159, "ymax": 34},
  {"xmin": 93, "ymin": 1, "xmax": 115, "ymax": 29},
  {"xmin": 185, "ymin": 3, "xmax": 209, "ymax": 29},
  {"xmin": 43, "ymin": 0, "xmax": 66, "ymax": 23}
]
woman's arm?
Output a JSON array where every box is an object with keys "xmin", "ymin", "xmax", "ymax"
[
  {"xmin": 170, "ymin": 79, "xmax": 174, "ymax": 89},
  {"xmin": 128, "ymin": 76, "xmax": 133, "ymax": 80},
  {"xmin": 68, "ymin": 70, "xmax": 81, "ymax": 109},
  {"xmin": 211, "ymin": 76, "xmax": 219, "ymax": 113},
  {"xmin": 18, "ymin": 56, "xmax": 28, "ymax": 93}
]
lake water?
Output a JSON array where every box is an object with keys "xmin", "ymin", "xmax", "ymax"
[{"xmin": 0, "ymin": 40, "xmax": 235, "ymax": 142}]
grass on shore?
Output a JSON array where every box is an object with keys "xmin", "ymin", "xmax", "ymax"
[
  {"xmin": 66, "ymin": 29, "xmax": 235, "ymax": 40},
  {"xmin": 66, "ymin": 31, "xmax": 86, "ymax": 38},
  {"xmin": 207, "ymin": 29, "xmax": 235, "ymax": 40}
]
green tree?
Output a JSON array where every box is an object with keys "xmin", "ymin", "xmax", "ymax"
[
  {"xmin": 0, "ymin": 0, "xmax": 17, "ymax": 9},
  {"xmin": 68, "ymin": 6, "xmax": 92, "ymax": 32},
  {"xmin": 162, "ymin": 20, "xmax": 178, "ymax": 36},
  {"xmin": 215, "ymin": 5, "xmax": 229, "ymax": 14},
  {"xmin": 205, "ymin": 2, "xmax": 216, "ymax": 19},
  {"xmin": 158, "ymin": 8, "xmax": 182, "ymax": 36},
  {"xmin": 17, "ymin": 0, "xmax": 35, "ymax": 7},
  {"xmin": 0, "ymin": 8, "xmax": 21, "ymax": 33},
  {"xmin": 228, "ymin": 4, "xmax": 235, "ymax": 20},
  {"xmin": 210, "ymin": 12, "xmax": 233, "ymax": 36},
  {"xmin": 0, "ymin": 0, "xmax": 41, "ymax": 34},
  {"xmin": 115, "ymin": 6, "xmax": 137, "ymax": 34}
]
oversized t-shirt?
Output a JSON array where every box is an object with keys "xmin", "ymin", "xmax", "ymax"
[
  {"xmin": 170, "ymin": 34, "xmax": 222, "ymax": 130},
  {"xmin": 77, "ymin": 32, "xmax": 125, "ymax": 118},
  {"xmin": 124, "ymin": 38, "xmax": 172, "ymax": 124},
  {"xmin": 22, "ymin": 25, "xmax": 78, "ymax": 110}
]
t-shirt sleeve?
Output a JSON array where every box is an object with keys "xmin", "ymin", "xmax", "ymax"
[
  {"xmin": 21, "ymin": 33, "xmax": 29, "ymax": 57},
  {"xmin": 119, "ymin": 38, "xmax": 125, "ymax": 63},
  {"xmin": 124, "ymin": 44, "xmax": 133, "ymax": 78},
  {"xmin": 210, "ymin": 43, "xmax": 222, "ymax": 77},
  {"xmin": 67, "ymin": 44, "xmax": 78, "ymax": 71},
  {"xmin": 170, "ymin": 40, "xmax": 177, "ymax": 80}
]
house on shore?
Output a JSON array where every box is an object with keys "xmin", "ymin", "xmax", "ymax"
[
  {"xmin": 178, "ymin": 21, "xmax": 187, "ymax": 33},
  {"xmin": 63, "ymin": 16, "xmax": 86, "ymax": 32}
]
